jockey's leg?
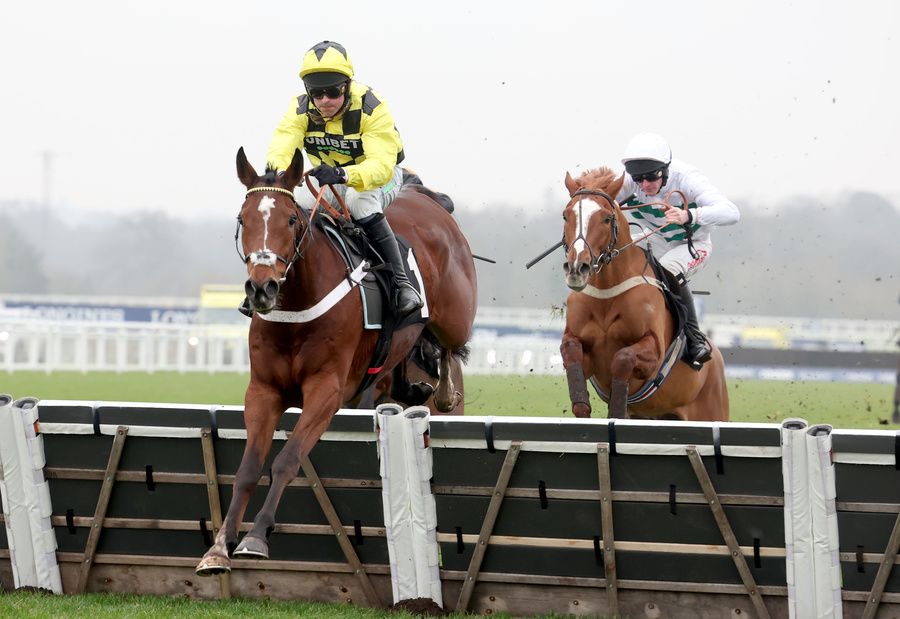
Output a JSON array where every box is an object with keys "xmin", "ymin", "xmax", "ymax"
[
  {"xmin": 673, "ymin": 275, "xmax": 712, "ymax": 369},
  {"xmin": 660, "ymin": 245, "xmax": 712, "ymax": 371},
  {"xmin": 349, "ymin": 167, "xmax": 423, "ymax": 318},
  {"xmin": 357, "ymin": 212, "xmax": 423, "ymax": 317}
]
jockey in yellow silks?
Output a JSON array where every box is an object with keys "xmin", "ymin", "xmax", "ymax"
[{"xmin": 264, "ymin": 40, "xmax": 422, "ymax": 318}]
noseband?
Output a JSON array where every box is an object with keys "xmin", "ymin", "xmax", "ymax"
[
  {"xmin": 566, "ymin": 189, "xmax": 620, "ymax": 273},
  {"xmin": 234, "ymin": 186, "xmax": 310, "ymax": 280}
]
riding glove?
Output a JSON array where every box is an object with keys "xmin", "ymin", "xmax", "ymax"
[{"xmin": 310, "ymin": 164, "xmax": 347, "ymax": 185}]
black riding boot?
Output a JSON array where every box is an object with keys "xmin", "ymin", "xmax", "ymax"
[
  {"xmin": 667, "ymin": 272, "xmax": 712, "ymax": 370},
  {"xmin": 358, "ymin": 213, "xmax": 423, "ymax": 318}
]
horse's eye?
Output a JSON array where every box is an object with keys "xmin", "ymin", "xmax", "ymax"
[
  {"xmin": 288, "ymin": 214, "xmax": 298, "ymax": 226},
  {"xmin": 237, "ymin": 215, "xmax": 243, "ymax": 225}
]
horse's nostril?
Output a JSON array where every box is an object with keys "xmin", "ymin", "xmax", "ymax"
[
  {"xmin": 563, "ymin": 262, "xmax": 571, "ymax": 274},
  {"xmin": 244, "ymin": 280, "xmax": 256, "ymax": 296},
  {"xmin": 264, "ymin": 280, "xmax": 279, "ymax": 298}
]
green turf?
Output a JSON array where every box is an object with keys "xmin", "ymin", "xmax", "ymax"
[
  {"xmin": 1, "ymin": 370, "xmax": 895, "ymax": 429},
  {"xmin": 0, "ymin": 591, "xmax": 521, "ymax": 619}
]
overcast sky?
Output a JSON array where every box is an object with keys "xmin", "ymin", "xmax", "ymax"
[{"xmin": 2, "ymin": 1, "xmax": 898, "ymax": 219}]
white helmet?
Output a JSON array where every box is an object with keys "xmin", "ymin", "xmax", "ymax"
[{"xmin": 621, "ymin": 132, "xmax": 672, "ymax": 176}]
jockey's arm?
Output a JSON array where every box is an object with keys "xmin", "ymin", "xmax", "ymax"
[
  {"xmin": 343, "ymin": 103, "xmax": 402, "ymax": 191},
  {"xmin": 266, "ymin": 97, "xmax": 310, "ymax": 172},
  {"xmin": 682, "ymin": 169, "xmax": 740, "ymax": 227}
]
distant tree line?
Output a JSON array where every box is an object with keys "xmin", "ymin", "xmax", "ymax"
[{"xmin": 2, "ymin": 190, "xmax": 898, "ymax": 320}]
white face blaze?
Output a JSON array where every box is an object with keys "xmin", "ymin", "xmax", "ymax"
[
  {"xmin": 257, "ymin": 196, "xmax": 275, "ymax": 249},
  {"xmin": 249, "ymin": 196, "xmax": 277, "ymax": 267},
  {"xmin": 572, "ymin": 199, "xmax": 601, "ymax": 258}
]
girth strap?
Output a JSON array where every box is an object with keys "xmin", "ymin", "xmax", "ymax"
[{"xmin": 590, "ymin": 332, "xmax": 687, "ymax": 405}]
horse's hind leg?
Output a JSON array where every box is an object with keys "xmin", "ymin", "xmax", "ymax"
[
  {"xmin": 390, "ymin": 359, "xmax": 435, "ymax": 406},
  {"xmin": 434, "ymin": 348, "xmax": 462, "ymax": 412}
]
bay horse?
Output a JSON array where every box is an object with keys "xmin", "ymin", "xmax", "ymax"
[
  {"xmin": 196, "ymin": 148, "xmax": 477, "ymax": 575},
  {"xmin": 558, "ymin": 167, "xmax": 729, "ymax": 421}
]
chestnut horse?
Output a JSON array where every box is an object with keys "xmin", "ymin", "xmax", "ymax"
[
  {"xmin": 196, "ymin": 148, "xmax": 477, "ymax": 575},
  {"xmin": 558, "ymin": 167, "xmax": 728, "ymax": 421}
]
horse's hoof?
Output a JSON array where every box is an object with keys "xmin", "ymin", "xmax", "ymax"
[
  {"xmin": 436, "ymin": 390, "xmax": 463, "ymax": 413},
  {"xmin": 196, "ymin": 554, "xmax": 231, "ymax": 576},
  {"xmin": 572, "ymin": 402, "xmax": 592, "ymax": 418},
  {"xmin": 233, "ymin": 536, "xmax": 269, "ymax": 559}
]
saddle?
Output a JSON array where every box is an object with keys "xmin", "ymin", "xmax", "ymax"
[
  {"xmin": 315, "ymin": 212, "xmax": 428, "ymax": 398},
  {"xmin": 645, "ymin": 250, "xmax": 689, "ymax": 342}
]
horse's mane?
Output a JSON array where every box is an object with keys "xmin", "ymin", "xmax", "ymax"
[{"xmin": 575, "ymin": 166, "xmax": 619, "ymax": 191}]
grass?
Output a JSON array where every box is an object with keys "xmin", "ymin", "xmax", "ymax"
[
  {"xmin": 1, "ymin": 370, "xmax": 896, "ymax": 429},
  {"xmin": 0, "ymin": 591, "xmax": 494, "ymax": 619}
]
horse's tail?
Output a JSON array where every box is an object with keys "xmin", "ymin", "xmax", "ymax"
[{"xmin": 452, "ymin": 342, "xmax": 471, "ymax": 364}]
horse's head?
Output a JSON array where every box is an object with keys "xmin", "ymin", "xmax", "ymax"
[
  {"xmin": 561, "ymin": 167, "xmax": 625, "ymax": 291},
  {"xmin": 235, "ymin": 147, "xmax": 307, "ymax": 314}
]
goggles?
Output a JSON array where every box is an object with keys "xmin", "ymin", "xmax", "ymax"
[
  {"xmin": 308, "ymin": 84, "xmax": 346, "ymax": 100},
  {"xmin": 631, "ymin": 169, "xmax": 664, "ymax": 184}
]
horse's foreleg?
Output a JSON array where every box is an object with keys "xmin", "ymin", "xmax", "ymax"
[
  {"xmin": 234, "ymin": 375, "xmax": 342, "ymax": 559},
  {"xmin": 196, "ymin": 387, "xmax": 281, "ymax": 575},
  {"xmin": 609, "ymin": 336, "xmax": 658, "ymax": 419},
  {"xmin": 434, "ymin": 348, "xmax": 462, "ymax": 412},
  {"xmin": 561, "ymin": 335, "xmax": 591, "ymax": 418},
  {"xmin": 609, "ymin": 347, "xmax": 640, "ymax": 419}
]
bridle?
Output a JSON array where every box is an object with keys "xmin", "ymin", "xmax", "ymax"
[
  {"xmin": 565, "ymin": 188, "xmax": 621, "ymax": 274},
  {"xmin": 234, "ymin": 186, "xmax": 310, "ymax": 281}
]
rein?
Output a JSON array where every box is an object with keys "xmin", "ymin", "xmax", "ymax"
[
  {"xmin": 568, "ymin": 189, "xmax": 698, "ymax": 270},
  {"xmin": 619, "ymin": 189, "xmax": 699, "ymax": 259},
  {"xmin": 234, "ymin": 172, "xmax": 356, "ymax": 280}
]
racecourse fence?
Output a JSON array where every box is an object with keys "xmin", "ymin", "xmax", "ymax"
[{"xmin": 2, "ymin": 396, "xmax": 900, "ymax": 617}]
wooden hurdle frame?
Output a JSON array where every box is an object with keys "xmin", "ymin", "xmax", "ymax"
[{"xmin": 2, "ymin": 399, "xmax": 900, "ymax": 618}]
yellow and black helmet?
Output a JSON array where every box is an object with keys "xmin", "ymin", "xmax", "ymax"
[{"xmin": 299, "ymin": 41, "xmax": 354, "ymax": 88}]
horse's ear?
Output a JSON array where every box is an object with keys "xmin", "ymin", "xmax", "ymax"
[
  {"xmin": 564, "ymin": 172, "xmax": 580, "ymax": 198},
  {"xmin": 280, "ymin": 149, "xmax": 305, "ymax": 190},
  {"xmin": 610, "ymin": 173, "xmax": 626, "ymax": 200},
  {"xmin": 236, "ymin": 147, "xmax": 258, "ymax": 188}
]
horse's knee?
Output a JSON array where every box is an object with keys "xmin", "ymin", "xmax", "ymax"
[
  {"xmin": 611, "ymin": 349, "xmax": 637, "ymax": 378},
  {"xmin": 233, "ymin": 457, "xmax": 265, "ymax": 493},
  {"xmin": 270, "ymin": 450, "xmax": 301, "ymax": 483},
  {"xmin": 560, "ymin": 338, "xmax": 584, "ymax": 367}
]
